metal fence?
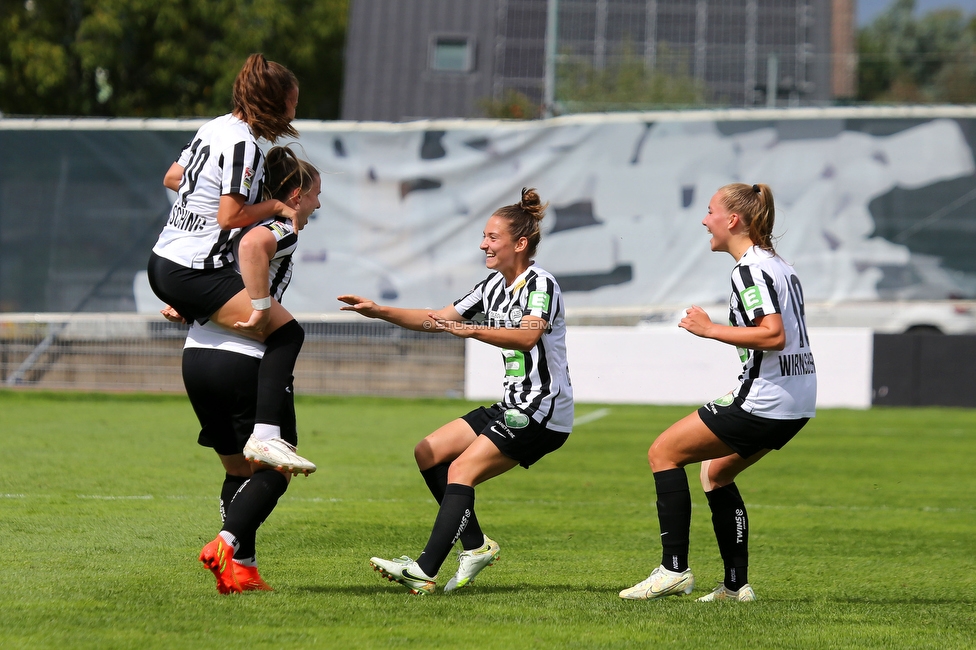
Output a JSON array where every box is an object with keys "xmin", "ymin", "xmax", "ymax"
[{"xmin": 0, "ymin": 314, "xmax": 465, "ymax": 398}]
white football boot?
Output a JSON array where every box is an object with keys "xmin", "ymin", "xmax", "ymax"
[{"xmin": 619, "ymin": 566, "xmax": 695, "ymax": 600}]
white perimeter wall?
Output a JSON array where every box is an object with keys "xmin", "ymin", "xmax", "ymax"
[{"xmin": 465, "ymin": 327, "xmax": 873, "ymax": 409}]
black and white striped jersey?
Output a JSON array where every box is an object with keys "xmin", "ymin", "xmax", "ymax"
[
  {"xmin": 727, "ymin": 246, "xmax": 817, "ymax": 419},
  {"xmin": 153, "ymin": 114, "xmax": 266, "ymax": 270},
  {"xmin": 235, "ymin": 218, "xmax": 299, "ymax": 303},
  {"xmin": 184, "ymin": 218, "xmax": 299, "ymax": 357},
  {"xmin": 453, "ymin": 264, "xmax": 574, "ymax": 433}
]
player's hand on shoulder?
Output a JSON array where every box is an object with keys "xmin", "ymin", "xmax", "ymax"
[{"xmin": 279, "ymin": 203, "xmax": 300, "ymax": 233}]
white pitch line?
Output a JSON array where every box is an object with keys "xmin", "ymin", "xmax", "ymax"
[
  {"xmin": 1, "ymin": 492, "xmax": 972, "ymax": 515},
  {"xmin": 573, "ymin": 408, "xmax": 611, "ymax": 426}
]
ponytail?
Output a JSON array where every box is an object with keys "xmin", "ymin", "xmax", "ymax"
[{"xmin": 719, "ymin": 182, "xmax": 776, "ymax": 253}]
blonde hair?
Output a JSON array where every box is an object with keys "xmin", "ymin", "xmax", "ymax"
[
  {"xmin": 492, "ymin": 187, "xmax": 549, "ymax": 256},
  {"xmin": 719, "ymin": 182, "xmax": 776, "ymax": 252},
  {"xmin": 232, "ymin": 53, "xmax": 299, "ymax": 143}
]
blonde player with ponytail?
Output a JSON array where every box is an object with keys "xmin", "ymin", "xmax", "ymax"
[{"xmin": 621, "ymin": 183, "xmax": 817, "ymax": 603}]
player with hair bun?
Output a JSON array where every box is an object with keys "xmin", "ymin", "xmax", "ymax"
[
  {"xmin": 148, "ymin": 53, "xmax": 315, "ymax": 476},
  {"xmin": 339, "ymin": 188, "xmax": 574, "ymax": 595},
  {"xmin": 620, "ymin": 182, "xmax": 817, "ymax": 603}
]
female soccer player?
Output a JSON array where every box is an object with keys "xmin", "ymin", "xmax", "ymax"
[
  {"xmin": 147, "ymin": 54, "xmax": 314, "ymax": 473},
  {"xmin": 620, "ymin": 183, "xmax": 816, "ymax": 603},
  {"xmin": 338, "ymin": 188, "xmax": 574, "ymax": 595},
  {"xmin": 165, "ymin": 147, "xmax": 321, "ymax": 593}
]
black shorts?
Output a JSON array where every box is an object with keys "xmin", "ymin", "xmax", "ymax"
[
  {"xmin": 461, "ymin": 404, "xmax": 569, "ymax": 469},
  {"xmin": 698, "ymin": 397, "xmax": 808, "ymax": 459},
  {"xmin": 147, "ymin": 252, "xmax": 244, "ymax": 324},
  {"xmin": 182, "ymin": 348, "xmax": 297, "ymax": 456}
]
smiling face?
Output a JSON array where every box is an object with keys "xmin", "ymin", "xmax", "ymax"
[
  {"xmin": 290, "ymin": 174, "xmax": 321, "ymax": 231},
  {"xmin": 481, "ymin": 213, "xmax": 527, "ymax": 276},
  {"xmin": 703, "ymin": 190, "xmax": 735, "ymax": 253}
]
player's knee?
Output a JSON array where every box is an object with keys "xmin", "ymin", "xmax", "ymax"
[
  {"xmin": 648, "ymin": 437, "xmax": 688, "ymax": 472},
  {"xmin": 647, "ymin": 437, "xmax": 672, "ymax": 471},
  {"xmin": 414, "ymin": 438, "xmax": 433, "ymax": 469}
]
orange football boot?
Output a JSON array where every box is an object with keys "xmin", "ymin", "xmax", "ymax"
[{"xmin": 199, "ymin": 536, "xmax": 242, "ymax": 594}]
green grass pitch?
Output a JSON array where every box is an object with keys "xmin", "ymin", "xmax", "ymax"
[{"xmin": 1, "ymin": 391, "xmax": 974, "ymax": 649}]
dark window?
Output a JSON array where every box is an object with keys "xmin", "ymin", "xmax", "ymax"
[{"xmin": 430, "ymin": 36, "xmax": 475, "ymax": 72}]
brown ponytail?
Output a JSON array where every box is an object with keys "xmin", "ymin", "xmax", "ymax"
[
  {"xmin": 232, "ymin": 53, "xmax": 299, "ymax": 143},
  {"xmin": 719, "ymin": 182, "xmax": 776, "ymax": 253},
  {"xmin": 493, "ymin": 187, "xmax": 549, "ymax": 257},
  {"xmin": 263, "ymin": 146, "xmax": 319, "ymax": 202}
]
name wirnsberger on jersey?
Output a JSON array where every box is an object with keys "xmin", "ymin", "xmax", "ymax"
[
  {"xmin": 167, "ymin": 205, "xmax": 206, "ymax": 232},
  {"xmin": 779, "ymin": 352, "xmax": 816, "ymax": 377}
]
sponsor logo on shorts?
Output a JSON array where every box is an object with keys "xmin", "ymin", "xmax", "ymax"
[
  {"xmin": 489, "ymin": 424, "xmax": 514, "ymax": 439},
  {"xmin": 504, "ymin": 409, "xmax": 530, "ymax": 429},
  {"xmin": 712, "ymin": 392, "xmax": 735, "ymax": 407}
]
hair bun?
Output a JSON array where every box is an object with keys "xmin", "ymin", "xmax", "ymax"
[{"xmin": 752, "ymin": 184, "xmax": 760, "ymax": 193}]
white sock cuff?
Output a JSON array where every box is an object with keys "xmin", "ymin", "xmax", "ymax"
[{"xmin": 252, "ymin": 423, "xmax": 281, "ymax": 441}]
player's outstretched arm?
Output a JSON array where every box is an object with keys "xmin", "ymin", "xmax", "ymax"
[
  {"xmin": 338, "ymin": 295, "xmax": 462, "ymax": 333},
  {"xmin": 429, "ymin": 314, "xmax": 546, "ymax": 352}
]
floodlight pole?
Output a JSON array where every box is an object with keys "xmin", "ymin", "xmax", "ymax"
[{"xmin": 544, "ymin": 0, "xmax": 558, "ymax": 117}]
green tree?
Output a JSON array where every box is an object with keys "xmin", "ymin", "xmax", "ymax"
[
  {"xmin": 857, "ymin": 0, "xmax": 976, "ymax": 103},
  {"xmin": 556, "ymin": 43, "xmax": 705, "ymax": 113},
  {"xmin": 0, "ymin": 0, "xmax": 347, "ymax": 119}
]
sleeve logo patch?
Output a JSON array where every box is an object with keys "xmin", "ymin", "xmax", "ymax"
[
  {"xmin": 242, "ymin": 166, "xmax": 254, "ymax": 191},
  {"xmin": 740, "ymin": 286, "xmax": 763, "ymax": 311},
  {"xmin": 269, "ymin": 222, "xmax": 287, "ymax": 238},
  {"xmin": 527, "ymin": 291, "xmax": 550, "ymax": 311}
]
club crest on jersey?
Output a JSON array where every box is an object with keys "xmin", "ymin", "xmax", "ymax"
[
  {"xmin": 242, "ymin": 166, "xmax": 255, "ymax": 191},
  {"xmin": 509, "ymin": 307, "xmax": 523, "ymax": 325}
]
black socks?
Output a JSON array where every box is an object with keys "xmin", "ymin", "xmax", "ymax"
[
  {"xmin": 255, "ymin": 319, "xmax": 304, "ymax": 426},
  {"xmin": 220, "ymin": 473, "xmax": 248, "ymax": 524},
  {"xmin": 419, "ymin": 464, "xmax": 485, "ymax": 550},
  {"xmin": 222, "ymin": 470, "xmax": 289, "ymax": 560},
  {"xmin": 654, "ymin": 468, "xmax": 691, "ymax": 573},
  {"xmin": 417, "ymin": 483, "xmax": 475, "ymax": 577},
  {"xmin": 706, "ymin": 482, "xmax": 749, "ymax": 591}
]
